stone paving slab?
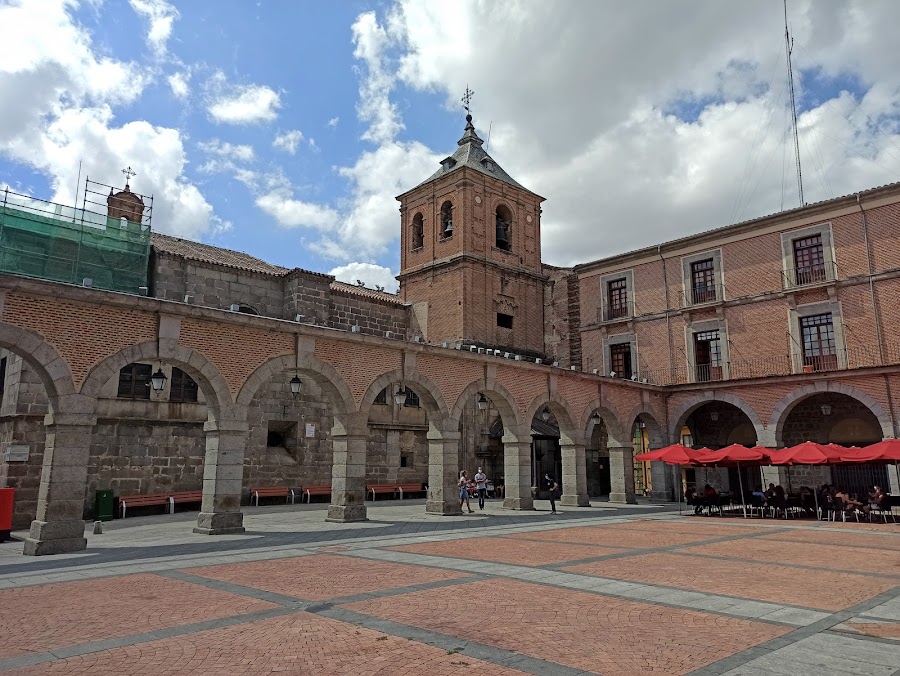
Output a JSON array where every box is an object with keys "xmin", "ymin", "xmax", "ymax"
[
  {"xmin": 343, "ymin": 578, "xmax": 789, "ymax": 675},
  {"xmin": 763, "ymin": 527, "xmax": 900, "ymax": 551},
  {"xmin": 389, "ymin": 535, "xmax": 627, "ymax": 566}
]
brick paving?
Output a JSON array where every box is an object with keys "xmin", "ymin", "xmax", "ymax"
[
  {"xmin": 344, "ymin": 578, "xmax": 788, "ymax": 675},
  {"xmin": 1, "ymin": 509, "xmax": 898, "ymax": 675},
  {"xmin": 0, "ymin": 574, "xmax": 276, "ymax": 660},
  {"xmin": 5, "ymin": 613, "xmax": 529, "ymax": 676},
  {"xmin": 389, "ymin": 535, "xmax": 625, "ymax": 566},
  {"xmin": 565, "ymin": 551, "xmax": 895, "ymax": 611},
  {"xmin": 187, "ymin": 553, "xmax": 466, "ymax": 601}
]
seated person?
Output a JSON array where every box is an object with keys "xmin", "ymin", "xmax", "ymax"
[
  {"xmin": 702, "ymin": 484, "xmax": 718, "ymax": 515},
  {"xmin": 870, "ymin": 486, "xmax": 888, "ymax": 511},
  {"xmin": 835, "ymin": 490, "xmax": 868, "ymax": 514},
  {"xmin": 764, "ymin": 483, "xmax": 777, "ymax": 501},
  {"xmin": 685, "ymin": 487, "xmax": 697, "ymax": 505}
]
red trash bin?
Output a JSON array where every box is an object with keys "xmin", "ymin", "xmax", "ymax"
[{"xmin": 0, "ymin": 488, "xmax": 13, "ymax": 542}]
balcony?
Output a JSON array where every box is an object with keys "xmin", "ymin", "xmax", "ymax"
[
  {"xmin": 782, "ymin": 261, "xmax": 838, "ymax": 290},
  {"xmin": 681, "ymin": 282, "xmax": 724, "ymax": 308},
  {"xmin": 695, "ymin": 364, "xmax": 725, "ymax": 383},
  {"xmin": 601, "ymin": 302, "xmax": 633, "ymax": 322}
]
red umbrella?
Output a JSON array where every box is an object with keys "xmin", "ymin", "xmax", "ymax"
[
  {"xmin": 634, "ymin": 444, "xmax": 710, "ymax": 465},
  {"xmin": 694, "ymin": 444, "xmax": 771, "ymax": 518},
  {"xmin": 841, "ymin": 439, "xmax": 900, "ymax": 463},
  {"xmin": 769, "ymin": 441, "xmax": 845, "ymax": 465}
]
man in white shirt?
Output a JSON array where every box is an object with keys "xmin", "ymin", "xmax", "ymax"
[{"xmin": 474, "ymin": 467, "xmax": 488, "ymax": 510}]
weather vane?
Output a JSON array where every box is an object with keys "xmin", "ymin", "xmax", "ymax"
[
  {"xmin": 461, "ymin": 85, "xmax": 474, "ymax": 114},
  {"xmin": 121, "ymin": 166, "xmax": 136, "ymax": 184}
]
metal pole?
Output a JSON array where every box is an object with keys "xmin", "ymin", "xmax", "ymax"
[{"xmin": 737, "ymin": 462, "xmax": 747, "ymax": 518}]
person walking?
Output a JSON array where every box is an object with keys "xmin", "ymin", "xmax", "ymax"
[
  {"xmin": 474, "ymin": 466, "xmax": 488, "ymax": 510},
  {"xmin": 545, "ymin": 473, "xmax": 560, "ymax": 514},
  {"xmin": 458, "ymin": 470, "xmax": 474, "ymax": 513}
]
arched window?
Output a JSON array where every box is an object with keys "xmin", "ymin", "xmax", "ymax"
[
  {"xmin": 495, "ymin": 204, "xmax": 512, "ymax": 251},
  {"xmin": 411, "ymin": 213, "xmax": 424, "ymax": 250},
  {"xmin": 374, "ymin": 387, "xmax": 388, "ymax": 405},
  {"xmin": 405, "ymin": 389, "xmax": 421, "ymax": 408},
  {"xmin": 235, "ymin": 304, "xmax": 258, "ymax": 315},
  {"xmin": 440, "ymin": 201, "xmax": 453, "ymax": 239}
]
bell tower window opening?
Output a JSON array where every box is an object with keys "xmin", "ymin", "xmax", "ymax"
[
  {"xmin": 497, "ymin": 312, "xmax": 513, "ymax": 329},
  {"xmin": 495, "ymin": 204, "xmax": 512, "ymax": 251},
  {"xmin": 411, "ymin": 213, "xmax": 424, "ymax": 250},
  {"xmin": 440, "ymin": 201, "xmax": 454, "ymax": 239}
]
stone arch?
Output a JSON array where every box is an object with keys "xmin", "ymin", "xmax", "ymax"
[
  {"xmin": 0, "ymin": 322, "xmax": 76, "ymax": 400},
  {"xmin": 449, "ymin": 378, "xmax": 525, "ymax": 441},
  {"xmin": 670, "ymin": 392, "xmax": 765, "ymax": 444},
  {"xmin": 80, "ymin": 340, "xmax": 232, "ymax": 419},
  {"xmin": 578, "ymin": 399, "xmax": 627, "ymax": 447},
  {"xmin": 524, "ymin": 391, "xmax": 581, "ymax": 445},
  {"xmin": 237, "ymin": 353, "xmax": 356, "ymax": 434},
  {"xmin": 769, "ymin": 382, "xmax": 893, "ymax": 446},
  {"xmin": 360, "ymin": 368, "xmax": 449, "ymax": 425},
  {"xmin": 625, "ymin": 407, "xmax": 665, "ymax": 449}
]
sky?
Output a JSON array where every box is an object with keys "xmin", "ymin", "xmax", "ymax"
[{"xmin": 2, "ymin": 0, "xmax": 900, "ymax": 293}]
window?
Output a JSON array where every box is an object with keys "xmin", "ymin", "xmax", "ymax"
[
  {"xmin": 267, "ymin": 430, "xmax": 285, "ymax": 447},
  {"xmin": 792, "ymin": 234, "xmax": 826, "ymax": 286},
  {"xmin": 607, "ymin": 278, "xmax": 628, "ymax": 319},
  {"xmin": 800, "ymin": 313, "xmax": 837, "ymax": 371},
  {"xmin": 411, "ymin": 213, "xmax": 424, "ymax": 250},
  {"xmin": 400, "ymin": 452, "xmax": 413, "ymax": 468},
  {"xmin": 374, "ymin": 388, "xmax": 388, "ymax": 405},
  {"xmin": 404, "ymin": 390, "xmax": 421, "ymax": 408},
  {"xmin": 694, "ymin": 330, "xmax": 723, "ymax": 382},
  {"xmin": 495, "ymin": 204, "xmax": 512, "ymax": 251},
  {"xmin": 235, "ymin": 304, "xmax": 258, "ymax": 315},
  {"xmin": 440, "ymin": 201, "xmax": 453, "ymax": 239},
  {"xmin": 0, "ymin": 357, "xmax": 6, "ymax": 406},
  {"xmin": 169, "ymin": 367, "xmax": 198, "ymax": 403},
  {"xmin": 117, "ymin": 363, "xmax": 152, "ymax": 399},
  {"xmin": 690, "ymin": 259, "xmax": 716, "ymax": 304},
  {"xmin": 497, "ymin": 312, "xmax": 513, "ymax": 329},
  {"xmin": 609, "ymin": 343, "xmax": 632, "ymax": 379}
]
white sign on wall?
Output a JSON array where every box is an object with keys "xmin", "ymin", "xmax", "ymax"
[{"xmin": 305, "ymin": 423, "xmax": 316, "ymax": 439}]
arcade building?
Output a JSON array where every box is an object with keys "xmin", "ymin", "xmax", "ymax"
[{"xmin": 1, "ymin": 112, "xmax": 899, "ymax": 555}]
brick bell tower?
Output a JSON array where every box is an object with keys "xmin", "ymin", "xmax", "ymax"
[{"xmin": 396, "ymin": 107, "xmax": 547, "ymax": 355}]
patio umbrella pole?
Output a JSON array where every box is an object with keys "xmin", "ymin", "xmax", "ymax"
[
  {"xmin": 673, "ymin": 464, "xmax": 681, "ymax": 515},
  {"xmin": 737, "ymin": 461, "xmax": 747, "ymax": 518}
]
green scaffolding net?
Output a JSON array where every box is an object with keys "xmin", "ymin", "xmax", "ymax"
[{"xmin": 0, "ymin": 189, "xmax": 150, "ymax": 294}]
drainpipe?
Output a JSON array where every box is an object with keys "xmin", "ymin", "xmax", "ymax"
[
  {"xmin": 658, "ymin": 245, "xmax": 673, "ymax": 373},
  {"xmin": 857, "ymin": 194, "xmax": 885, "ymax": 364}
]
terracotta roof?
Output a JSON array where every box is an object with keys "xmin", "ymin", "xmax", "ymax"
[
  {"xmin": 331, "ymin": 280, "xmax": 404, "ymax": 304},
  {"xmin": 151, "ymin": 233, "xmax": 319, "ymax": 277}
]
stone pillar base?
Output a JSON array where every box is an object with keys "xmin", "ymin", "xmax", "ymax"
[
  {"xmin": 609, "ymin": 492, "xmax": 638, "ymax": 505},
  {"xmin": 503, "ymin": 497, "xmax": 534, "ymax": 510},
  {"xmin": 22, "ymin": 519, "xmax": 87, "ymax": 556},
  {"xmin": 425, "ymin": 500, "xmax": 463, "ymax": 515},
  {"xmin": 193, "ymin": 511, "xmax": 245, "ymax": 535},
  {"xmin": 560, "ymin": 494, "xmax": 590, "ymax": 507},
  {"xmin": 326, "ymin": 504, "xmax": 368, "ymax": 522}
]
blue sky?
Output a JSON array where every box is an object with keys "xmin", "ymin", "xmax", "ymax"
[{"xmin": 2, "ymin": 1, "xmax": 900, "ymax": 291}]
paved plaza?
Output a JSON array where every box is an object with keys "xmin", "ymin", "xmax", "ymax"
[{"xmin": 0, "ymin": 501, "xmax": 898, "ymax": 675}]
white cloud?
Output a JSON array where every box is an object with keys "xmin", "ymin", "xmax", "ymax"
[
  {"xmin": 128, "ymin": 0, "xmax": 179, "ymax": 55},
  {"xmin": 352, "ymin": 11, "xmax": 403, "ymax": 144},
  {"xmin": 328, "ymin": 116, "xmax": 340, "ymax": 127},
  {"xmin": 206, "ymin": 72, "xmax": 281, "ymax": 124},
  {"xmin": 329, "ymin": 262, "xmax": 399, "ymax": 293},
  {"xmin": 198, "ymin": 139, "xmax": 255, "ymax": 163},
  {"xmin": 0, "ymin": 1, "xmax": 225, "ymax": 241},
  {"xmin": 272, "ymin": 129, "xmax": 303, "ymax": 154},
  {"xmin": 167, "ymin": 71, "xmax": 190, "ymax": 98},
  {"xmin": 256, "ymin": 191, "xmax": 340, "ymax": 230}
]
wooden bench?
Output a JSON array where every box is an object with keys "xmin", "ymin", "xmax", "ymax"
[
  {"xmin": 119, "ymin": 493, "xmax": 170, "ymax": 518},
  {"xmin": 169, "ymin": 490, "xmax": 203, "ymax": 511},
  {"xmin": 251, "ymin": 486, "xmax": 295, "ymax": 506},
  {"xmin": 368, "ymin": 484, "xmax": 401, "ymax": 501},
  {"xmin": 302, "ymin": 485, "xmax": 332, "ymax": 503},
  {"xmin": 397, "ymin": 483, "xmax": 427, "ymax": 499}
]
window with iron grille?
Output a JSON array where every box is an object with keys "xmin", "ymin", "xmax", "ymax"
[
  {"xmin": 170, "ymin": 367, "xmax": 198, "ymax": 403},
  {"xmin": 694, "ymin": 330, "xmax": 722, "ymax": 382},
  {"xmin": 690, "ymin": 258, "xmax": 716, "ymax": 304},
  {"xmin": 404, "ymin": 390, "xmax": 421, "ymax": 408},
  {"xmin": 800, "ymin": 313, "xmax": 837, "ymax": 371},
  {"xmin": 374, "ymin": 388, "xmax": 388, "ymax": 405},
  {"xmin": 607, "ymin": 278, "xmax": 628, "ymax": 319},
  {"xmin": 792, "ymin": 234, "xmax": 826, "ymax": 285},
  {"xmin": 117, "ymin": 363, "xmax": 152, "ymax": 399},
  {"xmin": 609, "ymin": 343, "xmax": 632, "ymax": 379}
]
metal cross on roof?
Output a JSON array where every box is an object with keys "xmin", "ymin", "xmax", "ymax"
[
  {"xmin": 121, "ymin": 166, "xmax": 137, "ymax": 182},
  {"xmin": 461, "ymin": 85, "xmax": 474, "ymax": 113}
]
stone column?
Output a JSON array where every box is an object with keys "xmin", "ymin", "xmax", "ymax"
[
  {"xmin": 502, "ymin": 439, "xmax": 534, "ymax": 510},
  {"xmin": 23, "ymin": 411, "xmax": 95, "ymax": 556},
  {"xmin": 608, "ymin": 445, "xmax": 637, "ymax": 504},
  {"xmin": 194, "ymin": 419, "xmax": 247, "ymax": 535},
  {"xmin": 650, "ymin": 460, "xmax": 674, "ymax": 501},
  {"xmin": 426, "ymin": 427, "xmax": 463, "ymax": 515},
  {"xmin": 327, "ymin": 416, "xmax": 368, "ymax": 522},
  {"xmin": 559, "ymin": 441, "xmax": 590, "ymax": 506}
]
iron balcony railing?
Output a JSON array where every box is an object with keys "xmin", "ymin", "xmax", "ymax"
[
  {"xmin": 782, "ymin": 261, "xmax": 838, "ymax": 289},
  {"xmin": 601, "ymin": 301, "xmax": 635, "ymax": 322},
  {"xmin": 681, "ymin": 282, "xmax": 724, "ymax": 308}
]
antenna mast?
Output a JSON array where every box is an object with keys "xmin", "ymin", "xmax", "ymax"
[{"xmin": 784, "ymin": 0, "xmax": 804, "ymax": 206}]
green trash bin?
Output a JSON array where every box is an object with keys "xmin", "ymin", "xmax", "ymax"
[{"xmin": 95, "ymin": 489, "xmax": 115, "ymax": 522}]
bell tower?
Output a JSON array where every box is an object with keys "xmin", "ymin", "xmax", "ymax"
[{"xmin": 397, "ymin": 100, "xmax": 547, "ymax": 355}]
